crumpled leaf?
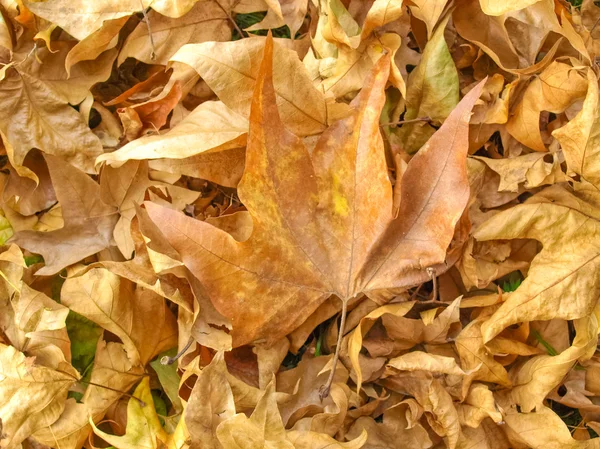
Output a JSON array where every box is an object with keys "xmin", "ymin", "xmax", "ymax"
[
  {"xmin": 216, "ymin": 380, "xmax": 293, "ymax": 449},
  {"xmin": 475, "ymin": 184, "xmax": 600, "ymax": 342},
  {"xmin": 33, "ymin": 340, "xmax": 145, "ymax": 449},
  {"xmin": 502, "ymin": 405, "xmax": 598, "ymax": 449},
  {"xmin": 346, "ymin": 402, "xmax": 432, "ymax": 449},
  {"xmin": 386, "ymin": 352, "xmax": 467, "ymax": 376},
  {"xmin": 480, "ymin": 0, "xmax": 543, "ymax": 16},
  {"xmin": 12, "ymin": 155, "xmax": 118, "ymax": 275},
  {"xmin": 553, "ymin": 68, "xmax": 600, "ymax": 186},
  {"xmin": 0, "ymin": 244, "xmax": 71, "ymax": 368},
  {"xmin": 23, "ymin": 0, "xmax": 200, "ymax": 41},
  {"xmin": 170, "ymin": 37, "xmax": 333, "ymax": 136},
  {"xmin": 0, "ymin": 344, "xmax": 79, "ymax": 449},
  {"xmin": 96, "ymin": 100, "xmax": 248, "ymax": 179},
  {"xmin": 0, "ymin": 68, "xmax": 102, "ymax": 174},
  {"xmin": 506, "ymin": 61, "xmax": 587, "ymax": 151},
  {"xmin": 501, "ymin": 315, "xmax": 598, "ymax": 412}
]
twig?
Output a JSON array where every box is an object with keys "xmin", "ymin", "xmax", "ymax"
[
  {"xmin": 161, "ymin": 337, "xmax": 194, "ymax": 365},
  {"xmin": 58, "ymin": 368, "xmax": 146, "ymax": 406},
  {"xmin": 139, "ymin": 0, "xmax": 156, "ymax": 60},
  {"xmin": 409, "ymin": 282, "xmax": 424, "ymax": 300},
  {"xmin": 77, "ymin": 378, "xmax": 146, "ymax": 406},
  {"xmin": 380, "ymin": 116, "xmax": 431, "ymax": 127},
  {"xmin": 215, "ymin": 0, "xmax": 246, "ymax": 38},
  {"xmin": 319, "ymin": 298, "xmax": 348, "ymax": 400},
  {"xmin": 427, "ymin": 267, "xmax": 438, "ymax": 301},
  {"xmin": 585, "ymin": 15, "xmax": 600, "ymax": 46}
]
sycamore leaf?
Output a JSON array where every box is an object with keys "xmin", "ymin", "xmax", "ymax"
[
  {"xmin": 348, "ymin": 302, "xmax": 416, "ymax": 391},
  {"xmin": 245, "ymin": 0, "xmax": 308, "ymax": 38},
  {"xmin": 474, "ymin": 152, "xmax": 568, "ymax": 193},
  {"xmin": 502, "ymin": 405, "xmax": 598, "ymax": 449},
  {"xmin": 146, "ymin": 36, "xmax": 484, "ymax": 347},
  {"xmin": 455, "ymin": 317, "xmax": 510, "ymax": 387},
  {"xmin": 0, "ymin": 344, "xmax": 79, "ymax": 449},
  {"xmin": 65, "ymin": 16, "xmax": 130, "ymax": 73},
  {"xmin": 457, "ymin": 383, "xmax": 502, "ymax": 428},
  {"xmin": 99, "ymin": 160, "xmax": 199, "ymax": 257},
  {"xmin": 361, "ymin": 0, "xmax": 405, "ymax": 39},
  {"xmin": 0, "ymin": 68, "xmax": 103, "ymax": 174},
  {"xmin": 382, "ymin": 373, "xmax": 461, "ymax": 449},
  {"xmin": 0, "ymin": 245, "xmax": 71, "ymax": 369},
  {"xmin": 12, "ymin": 155, "xmax": 118, "ymax": 275},
  {"xmin": 408, "ymin": 0, "xmax": 448, "ymax": 38},
  {"xmin": 169, "ymin": 37, "xmax": 332, "ymax": 136},
  {"xmin": 19, "ymin": 42, "xmax": 117, "ymax": 105},
  {"xmin": 150, "ymin": 349, "xmax": 183, "ymax": 413},
  {"xmin": 23, "ymin": 0, "xmax": 199, "ymax": 41},
  {"xmin": 386, "ymin": 352, "xmax": 467, "ymax": 376},
  {"xmin": 453, "ymin": 1, "xmax": 520, "ymax": 71},
  {"xmin": 321, "ymin": 33, "xmax": 404, "ymax": 100},
  {"xmin": 276, "ymin": 355, "xmax": 348, "ymax": 427}
]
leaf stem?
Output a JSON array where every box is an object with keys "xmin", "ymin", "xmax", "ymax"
[
  {"xmin": 320, "ymin": 298, "xmax": 348, "ymax": 400},
  {"xmin": 82, "ymin": 380, "xmax": 147, "ymax": 406},
  {"xmin": 380, "ymin": 116, "xmax": 431, "ymax": 127},
  {"xmin": 139, "ymin": 0, "xmax": 156, "ymax": 60},
  {"xmin": 215, "ymin": 0, "xmax": 247, "ymax": 38},
  {"xmin": 427, "ymin": 267, "xmax": 438, "ymax": 301},
  {"xmin": 161, "ymin": 337, "xmax": 194, "ymax": 365}
]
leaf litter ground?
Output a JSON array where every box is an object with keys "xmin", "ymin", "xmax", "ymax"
[{"xmin": 2, "ymin": 1, "xmax": 600, "ymax": 449}]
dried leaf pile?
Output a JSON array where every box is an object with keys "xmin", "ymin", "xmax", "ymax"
[{"xmin": 2, "ymin": 0, "xmax": 600, "ymax": 448}]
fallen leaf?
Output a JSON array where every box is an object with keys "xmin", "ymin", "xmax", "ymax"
[
  {"xmin": 146, "ymin": 36, "xmax": 484, "ymax": 346},
  {"xmin": 12, "ymin": 155, "xmax": 118, "ymax": 275},
  {"xmin": 0, "ymin": 344, "xmax": 79, "ymax": 449},
  {"xmin": 0, "ymin": 68, "xmax": 102, "ymax": 174},
  {"xmin": 170, "ymin": 37, "xmax": 333, "ymax": 136}
]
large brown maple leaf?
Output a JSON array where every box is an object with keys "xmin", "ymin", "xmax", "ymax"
[{"xmin": 146, "ymin": 36, "xmax": 484, "ymax": 348}]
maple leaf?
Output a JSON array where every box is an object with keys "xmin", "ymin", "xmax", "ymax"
[{"xmin": 146, "ymin": 34, "xmax": 485, "ymax": 350}]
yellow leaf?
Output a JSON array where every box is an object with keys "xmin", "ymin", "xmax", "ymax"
[{"xmin": 91, "ymin": 377, "xmax": 188, "ymax": 449}]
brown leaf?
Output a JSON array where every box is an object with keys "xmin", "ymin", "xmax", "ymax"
[
  {"xmin": 12, "ymin": 155, "xmax": 118, "ymax": 275},
  {"xmin": 0, "ymin": 344, "xmax": 79, "ymax": 449},
  {"xmin": 0, "ymin": 68, "xmax": 102, "ymax": 174}
]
